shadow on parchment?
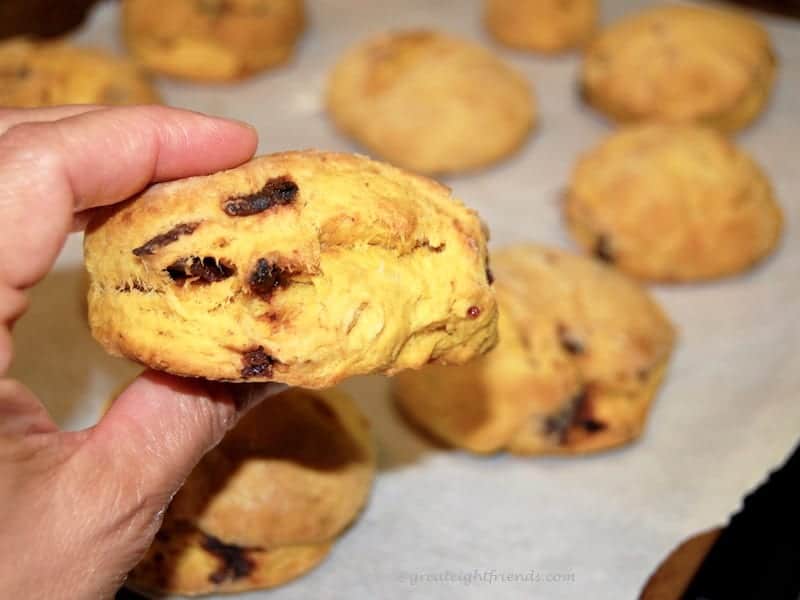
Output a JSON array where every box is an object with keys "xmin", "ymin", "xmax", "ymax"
[
  {"xmin": 8, "ymin": 265, "xmax": 140, "ymax": 429},
  {"xmin": 340, "ymin": 374, "xmax": 455, "ymax": 473}
]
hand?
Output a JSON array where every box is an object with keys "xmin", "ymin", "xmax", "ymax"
[{"xmin": 0, "ymin": 105, "xmax": 280, "ymax": 599}]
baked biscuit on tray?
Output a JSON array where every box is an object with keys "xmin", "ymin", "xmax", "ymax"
[
  {"xmin": 485, "ymin": 0, "xmax": 597, "ymax": 53},
  {"xmin": 0, "ymin": 38, "xmax": 158, "ymax": 107},
  {"xmin": 327, "ymin": 30, "xmax": 535, "ymax": 175},
  {"xmin": 565, "ymin": 124, "xmax": 782, "ymax": 282},
  {"xmin": 129, "ymin": 387, "xmax": 375, "ymax": 596},
  {"xmin": 394, "ymin": 245, "xmax": 675, "ymax": 455},
  {"xmin": 122, "ymin": 0, "xmax": 305, "ymax": 81},
  {"xmin": 581, "ymin": 5, "xmax": 776, "ymax": 131},
  {"xmin": 84, "ymin": 151, "xmax": 497, "ymax": 388}
]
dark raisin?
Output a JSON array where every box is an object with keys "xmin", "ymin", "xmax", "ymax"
[
  {"xmin": 165, "ymin": 257, "xmax": 235, "ymax": 285},
  {"xmin": 241, "ymin": 346, "xmax": 276, "ymax": 378},
  {"xmin": 201, "ymin": 534, "xmax": 255, "ymax": 583},
  {"xmin": 249, "ymin": 258, "xmax": 292, "ymax": 300},
  {"xmin": 132, "ymin": 222, "xmax": 200, "ymax": 256},
  {"xmin": 581, "ymin": 419, "xmax": 607, "ymax": 433},
  {"xmin": 543, "ymin": 390, "xmax": 585, "ymax": 444},
  {"xmin": 572, "ymin": 388, "xmax": 607, "ymax": 434},
  {"xmin": 166, "ymin": 261, "xmax": 189, "ymax": 282},
  {"xmin": 557, "ymin": 323, "xmax": 585, "ymax": 355},
  {"xmin": 223, "ymin": 176, "xmax": 298, "ymax": 216},
  {"xmin": 594, "ymin": 234, "xmax": 614, "ymax": 263},
  {"xmin": 467, "ymin": 306, "xmax": 481, "ymax": 319}
]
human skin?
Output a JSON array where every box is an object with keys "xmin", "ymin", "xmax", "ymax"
[{"xmin": 0, "ymin": 105, "xmax": 282, "ymax": 599}]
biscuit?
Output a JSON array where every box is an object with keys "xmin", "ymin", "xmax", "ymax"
[
  {"xmin": 0, "ymin": 0, "xmax": 99, "ymax": 39},
  {"xmin": 84, "ymin": 151, "xmax": 497, "ymax": 387},
  {"xmin": 326, "ymin": 30, "xmax": 535, "ymax": 175},
  {"xmin": 168, "ymin": 387, "xmax": 375, "ymax": 547},
  {"xmin": 0, "ymin": 38, "xmax": 159, "ymax": 107},
  {"xmin": 485, "ymin": 0, "xmax": 597, "ymax": 53},
  {"xmin": 639, "ymin": 529, "xmax": 721, "ymax": 599},
  {"xmin": 130, "ymin": 520, "xmax": 332, "ymax": 596},
  {"xmin": 129, "ymin": 387, "xmax": 374, "ymax": 595},
  {"xmin": 565, "ymin": 124, "xmax": 782, "ymax": 282},
  {"xmin": 122, "ymin": 0, "xmax": 305, "ymax": 81},
  {"xmin": 580, "ymin": 5, "xmax": 776, "ymax": 131},
  {"xmin": 393, "ymin": 245, "xmax": 675, "ymax": 455}
]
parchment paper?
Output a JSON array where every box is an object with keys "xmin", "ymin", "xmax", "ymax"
[{"xmin": 9, "ymin": 1, "xmax": 800, "ymax": 598}]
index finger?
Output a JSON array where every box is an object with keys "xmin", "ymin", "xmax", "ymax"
[{"xmin": 0, "ymin": 105, "xmax": 258, "ymax": 288}]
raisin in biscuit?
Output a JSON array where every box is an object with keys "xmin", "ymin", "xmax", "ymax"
[
  {"xmin": 129, "ymin": 387, "xmax": 374, "ymax": 595},
  {"xmin": 393, "ymin": 245, "xmax": 675, "ymax": 455},
  {"xmin": 326, "ymin": 30, "xmax": 535, "ymax": 175},
  {"xmin": 123, "ymin": 0, "xmax": 305, "ymax": 81},
  {"xmin": 130, "ymin": 520, "xmax": 332, "ymax": 596},
  {"xmin": 485, "ymin": 0, "xmax": 597, "ymax": 53},
  {"xmin": 581, "ymin": 5, "xmax": 776, "ymax": 132},
  {"xmin": 84, "ymin": 151, "xmax": 497, "ymax": 387},
  {"xmin": 0, "ymin": 38, "xmax": 159, "ymax": 107},
  {"xmin": 565, "ymin": 124, "xmax": 782, "ymax": 282},
  {"xmin": 639, "ymin": 529, "xmax": 722, "ymax": 599}
]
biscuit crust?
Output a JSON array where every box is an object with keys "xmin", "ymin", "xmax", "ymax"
[
  {"xmin": 84, "ymin": 151, "xmax": 497, "ymax": 387},
  {"xmin": 123, "ymin": 0, "xmax": 305, "ymax": 81},
  {"xmin": 394, "ymin": 245, "xmax": 675, "ymax": 455},
  {"xmin": 565, "ymin": 124, "xmax": 783, "ymax": 281},
  {"xmin": 128, "ymin": 387, "xmax": 373, "ymax": 595},
  {"xmin": 0, "ymin": 38, "xmax": 159, "ymax": 107},
  {"xmin": 129, "ymin": 520, "xmax": 332, "ymax": 596},
  {"xmin": 581, "ymin": 5, "xmax": 776, "ymax": 131},
  {"xmin": 168, "ymin": 388, "xmax": 376, "ymax": 548},
  {"xmin": 326, "ymin": 30, "xmax": 535, "ymax": 175},
  {"xmin": 485, "ymin": 0, "xmax": 597, "ymax": 53}
]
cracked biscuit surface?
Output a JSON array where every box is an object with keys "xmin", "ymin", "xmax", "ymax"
[
  {"xmin": 84, "ymin": 150, "xmax": 497, "ymax": 387},
  {"xmin": 393, "ymin": 245, "xmax": 675, "ymax": 455},
  {"xmin": 326, "ymin": 30, "xmax": 535, "ymax": 175},
  {"xmin": 0, "ymin": 38, "xmax": 159, "ymax": 107},
  {"xmin": 565, "ymin": 124, "xmax": 782, "ymax": 282},
  {"xmin": 581, "ymin": 5, "xmax": 776, "ymax": 131},
  {"xmin": 128, "ymin": 387, "xmax": 375, "ymax": 595},
  {"xmin": 485, "ymin": 0, "xmax": 597, "ymax": 53},
  {"xmin": 122, "ymin": 0, "xmax": 305, "ymax": 81}
]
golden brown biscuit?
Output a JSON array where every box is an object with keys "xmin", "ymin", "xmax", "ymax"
[
  {"xmin": 565, "ymin": 124, "xmax": 783, "ymax": 282},
  {"xmin": 130, "ymin": 520, "xmax": 332, "ymax": 596},
  {"xmin": 123, "ymin": 0, "xmax": 305, "ymax": 81},
  {"xmin": 128, "ymin": 387, "xmax": 374, "ymax": 596},
  {"xmin": 485, "ymin": 0, "xmax": 597, "ymax": 53},
  {"xmin": 639, "ymin": 529, "xmax": 722, "ymax": 599},
  {"xmin": 168, "ymin": 387, "xmax": 375, "ymax": 547},
  {"xmin": 581, "ymin": 5, "xmax": 776, "ymax": 131},
  {"xmin": 84, "ymin": 151, "xmax": 497, "ymax": 387},
  {"xmin": 326, "ymin": 30, "xmax": 536, "ymax": 175},
  {"xmin": 0, "ymin": 38, "xmax": 159, "ymax": 107},
  {"xmin": 393, "ymin": 245, "xmax": 675, "ymax": 455}
]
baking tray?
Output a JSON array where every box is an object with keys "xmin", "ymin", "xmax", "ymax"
[{"xmin": 9, "ymin": 1, "xmax": 800, "ymax": 598}]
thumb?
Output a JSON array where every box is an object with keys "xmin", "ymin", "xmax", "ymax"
[{"xmin": 88, "ymin": 370, "xmax": 282, "ymax": 506}]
